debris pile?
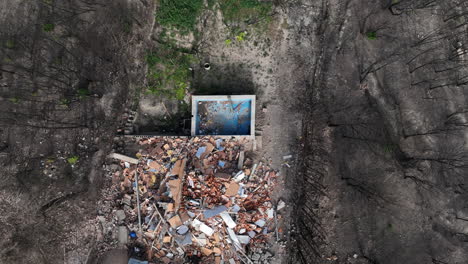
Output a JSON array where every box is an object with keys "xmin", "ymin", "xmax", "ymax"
[{"xmin": 112, "ymin": 136, "xmax": 280, "ymax": 263}]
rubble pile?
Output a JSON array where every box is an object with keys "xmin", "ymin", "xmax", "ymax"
[{"xmin": 112, "ymin": 136, "xmax": 281, "ymax": 263}]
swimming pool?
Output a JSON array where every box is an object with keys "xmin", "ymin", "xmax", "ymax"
[{"xmin": 191, "ymin": 95, "xmax": 256, "ymax": 136}]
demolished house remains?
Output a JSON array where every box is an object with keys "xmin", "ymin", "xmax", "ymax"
[{"xmin": 108, "ymin": 135, "xmax": 284, "ymax": 264}]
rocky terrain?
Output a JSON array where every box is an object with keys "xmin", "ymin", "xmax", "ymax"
[{"xmin": 1, "ymin": 0, "xmax": 468, "ymax": 264}]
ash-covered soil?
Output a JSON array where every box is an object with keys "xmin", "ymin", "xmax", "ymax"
[
  {"xmin": 288, "ymin": 1, "xmax": 468, "ymax": 264},
  {"xmin": 0, "ymin": 0, "xmax": 154, "ymax": 263}
]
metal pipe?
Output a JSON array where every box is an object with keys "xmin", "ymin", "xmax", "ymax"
[{"xmin": 135, "ymin": 169, "xmax": 142, "ymax": 235}]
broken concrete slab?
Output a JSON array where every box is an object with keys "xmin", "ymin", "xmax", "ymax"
[
  {"xmin": 118, "ymin": 226, "xmax": 128, "ymax": 245},
  {"xmin": 109, "ymin": 153, "xmax": 139, "ymax": 164},
  {"xmin": 115, "ymin": 210, "xmax": 126, "ymax": 222}
]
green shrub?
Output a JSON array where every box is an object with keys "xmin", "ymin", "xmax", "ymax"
[
  {"xmin": 366, "ymin": 31, "xmax": 377, "ymax": 40},
  {"xmin": 122, "ymin": 21, "xmax": 132, "ymax": 33},
  {"xmin": 5, "ymin": 40, "xmax": 15, "ymax": 49},
  {"xmin": 9, "ymin": 97, "xmax": 20, "ymax": 104},
  {"xmin": 146, "ymin": 52, "xmax": 160, "ymax": 68},
  {"xmin": 67, "ymin": 156, "xmax": 79, "ymax": 165},
  {"xmin": 219, "ymin": 0, "xmax": 272, "ymax": 24},
  {"xmin": 175, "ymin": 82, "xmax": 187, "ymax": 100},
  {"xmin": 207, "ymin": 0, "xmax": 216, "ymax": 8},
  {"xmin": 383, "ymin": 143, "xmax": 397, "ymax": 153},
  {"xmin": 43, "ymin": 23, "xmax": 55, "ymax": 32},
  {"xmin": 156, "ymin": 0, "xmax": 204, "ymax": 33},
  {"xmin": 235, "ymin": 31, "xmax": 247, "ymax": 41},
  {"xmin": 145, "ymin": 47, "xmax": 196, "ymax": 101},
  {"xmin": 59, "ymin": 98, "xmax": 70, "ymax": 106},
  {"xmin": 77, "ymin": 88, "xmax": 90, "ymax": 97}
]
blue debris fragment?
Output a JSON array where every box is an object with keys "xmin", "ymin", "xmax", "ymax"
[
  {"xmin": 255, "ymin": 219, "xmax": 266, "ymax": 227},
  {"xmin": 218, "ymin": 161, "xmax": 226, "ymax": 167},
  {"xmin": 128, "ymin": 258, "xmax": 148, "ymax": 264},
  {"xmin": 232, "ymin": 204, "xmax": 241, "ymax": 213},
  {"xmin": 216, "ymin": 139, "xmax": 225, "ymax": 150},
  {"xmin": 129, "ymin": 231, "xmax": 137, "ymax": 238},
  {"xmin": 203, "ymin": 205, "xmax": 228, "ymax": 218},
  {"xmin": 177, "ymin": 225, "xmax": 189, "ymax": 235},
  {"xmin": 196, "ymin": 147, "xmax": 206, "ymax": 158},
  {"xmin": 175, "ymin": 231, "xmax": 192, "ymax": 246}
]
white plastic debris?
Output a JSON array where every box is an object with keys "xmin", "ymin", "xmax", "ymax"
[
  {"xmin": 237, "ymin": 235, "xmax": 251, "ymax": 244},
  {"xmin": 176, "ymin": 247, "xmax": 184, "ymax": 255},
  {"xmin": 255, "ymin": 219, "xmax": 266, "ymax": 227},
  {"xmin": 227, "ymin": 228, "xmax": 242, "ymax": 250},
  {"xmin": 199, "ymin": 222, "xmax": 214, "ymax": 236},
  {"xmin": 277, "ymin": 200, "xmax": 286, "ymax": 211},
  {"xmin": 267, "ymin": 208, "xmax": 274, "ymax": 219},
  {"xmin": 191, "ymin": 219, "xmax": 202, "ymax": 230},
  {"xmin": 233, "ymin": 171, "xmax": 245, "ymax": 182},
  {"xmin": 220, "ymin": 212, "xmax": 237, "ymax": 229}
]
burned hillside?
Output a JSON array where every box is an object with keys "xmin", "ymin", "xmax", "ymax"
[
  {"xmin": 288, "ymin": 0, "xmax": 468, "ymax": 263},
  {"xmin": 1, "ymin": 0, "xmax": 468, "ymax": 264}
]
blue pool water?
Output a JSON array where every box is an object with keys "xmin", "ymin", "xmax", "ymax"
[{"xmin": 194, "ymin": 98, "xmax": 252, "ymax": 136}]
